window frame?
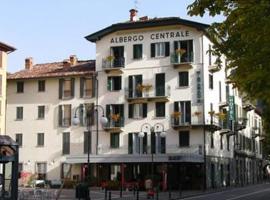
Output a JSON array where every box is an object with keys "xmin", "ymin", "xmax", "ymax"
[
  {"xmin": 179, "ymin": 131, "xmax": 190, "ymax": 147},
  {"xmin": 16, "ymin": 107, "xmax": 23, "ymax": 120},
  {"xmin": 38, "ymin": 80, "xmax": 46, "ymax": 92},
  {"xmin": 37, "ymin": 133, "xmax": 44, "ymax": 147},
  {"xmin": 133, "ymin": 44, "xmax": 143, "ymax": 59},
  {"xmin": 110, "ymin": 133, "xmax": 120, "ymax": 149},
  {"xmin": 15, "ymin": 133, "xmax": 23, "ymax": 147},
  {"xmin": 151, "ymin": 42, "xmax": 170, "ymax": 58},
  {"xmin": 38, "ymin": 105, "xmax": 45, "ymax": 119},
  {"xmin": 17, "ymin": 81, "xmax": 24, "ymax": 93},
  {"xmin": 107, "ymin": 76, "xmax": 122, "ymax": 91},
  {"xmin": 155, "ymin": 102, "xmax": 166, "ymax": 118},
  {"xmin": 178, "ymin": 71, "xmax": 189, "ymax": 87}
]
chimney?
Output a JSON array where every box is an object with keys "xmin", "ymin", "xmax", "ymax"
[
  {"xmin": 129, "ymin": 9, "xmax": 138, "ymax": 22},
  {"xmin": 139, "ymin": 16, "xmax": 148, "ymax": 21},
  {"xmin": 63, "ymin": 59, "xmax": 71, "ymax": 67},
  {"xmin": 25, "ymin": 57, "xmax": 33, "ymax": 70},
  {"xmin": 70, "ymin": 55, "xmax": 77, "ymax": 66}
]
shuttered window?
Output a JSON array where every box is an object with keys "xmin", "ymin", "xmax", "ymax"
[
  {"xmin": 151, "ymin": 42, "xmax": 170, "ymax": 57},
  {"xmin": 62, "ymin": 132, "xmax": 70, "ymax": 155}
]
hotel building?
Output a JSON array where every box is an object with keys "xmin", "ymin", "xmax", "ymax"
[{"xmin": 7, "ymin": 10, "xmax": 264, "ymax": 189}]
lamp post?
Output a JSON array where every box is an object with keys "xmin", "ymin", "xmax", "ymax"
[
  {"xmin": 139, "ymin": 123, "xmax": 166, "ymax": 189},
  {"xmin": 73, "ymin": 104, "xmax": 108, "ymax": 199}
]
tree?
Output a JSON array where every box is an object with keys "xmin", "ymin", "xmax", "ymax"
[{"xmin": 187, "ymin": 0, "xmax": 270, "ymax": 155}]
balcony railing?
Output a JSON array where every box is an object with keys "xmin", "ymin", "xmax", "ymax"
[
  {"xmin": 126, "ymin": 86, "xmax": 170, "ymax": 102},
  {"xmin": 166, "ymin": 144, "xmax": 203, "ymax": 155},
  {"xmin": 103, "ymin": 117, "xmax": 124, "ymax": 131},
  {"xmin": 170, "ymin": 52, "xmax": 193, "ymax": 67},
  {"xmin": 171, "ymin": 116, "xmax": 204, "ymax": 128},
  {"xmin": 102, "ymin": 57, "xmax": 125, "ymax": 69}
]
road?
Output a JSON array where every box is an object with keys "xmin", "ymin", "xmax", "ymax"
[{"xmin": 183, "ymin": 183, "xmax": 270, "ymax": 200}]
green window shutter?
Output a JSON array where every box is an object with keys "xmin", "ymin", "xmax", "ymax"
[
  {"xmin": 165, "ymin": 42, "xmax": 170, "ymax": 57},
  {"xmin": 58, "ymin": 105, "xmax": 63, "ymax": 127},
  {"xmin": 128, "ymin": 104, "xmax": 133, "ymax": 118},
  {"xmin": 71, "ymin": 78, "xmax": 75, "ymax": 97},
  {"xmin": 142, "ymin": 103, "xmax": 147, "ymax": 118},
  {"xmin": 59, "ymin": 79, "xmax": 63, "ymax": 99},
  {"xmin": 107, "ymin": 77, "xmax": 112, "ymax": 91},
  {"xmin": 80, "ymin": 78, "xmax": 84, "ymax": 98},
  {"xmin": 151, "ymin": 43, "xmax": 155, "ymax": 57},
  {"xmin": 128, "ymin": 133, "xmax": 133, "ymax": 154}
]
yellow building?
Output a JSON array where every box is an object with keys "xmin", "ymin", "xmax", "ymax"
[{"xmin": 0, "ymin": 42, "xmax": 16, "ymax": 134}]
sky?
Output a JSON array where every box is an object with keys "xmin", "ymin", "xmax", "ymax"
[{"xmin": 1, "ymin": 0, "xmax": 224, "ymax": 72}]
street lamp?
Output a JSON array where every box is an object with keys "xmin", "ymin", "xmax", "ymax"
[
  {"xmin": 140, "ymin": 123, "xmax": 166, "ymax": 189},
  {"xmin": 73, "ymin": 104, "xmax": 108, "ymax": 199}
]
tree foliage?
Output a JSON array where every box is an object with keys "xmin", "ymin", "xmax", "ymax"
[{"xmin": 187, "ymin": 0, "xmax": 270, "ymax": 155}]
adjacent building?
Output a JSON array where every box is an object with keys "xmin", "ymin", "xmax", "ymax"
[
  {"xmin": 6, "ymin": 10, "xmax": 264, "ymax": 189},
  {"xmin": 0, "ymin": 42, "xmax": 15, "ymax": 134}
]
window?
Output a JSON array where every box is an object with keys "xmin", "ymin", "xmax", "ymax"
[
  {"xmin": 36, "ymin": 163, "xmax": 47, "ymax": 180},
  {"xmin": 58, "ymin": 105, "xmax": 71, "ymax": 127},
  {"xmin": 62, "ymin": 132, "xmax": 70, "ymax": 155},
  {"xmin": 107, "ymin": 76, "xmax": 122, "ymax": 91},
  {"xmin": 79, "ymin": 103, "xmax": 95, "ymax": 126},
  {"xmin": 106, "ymin": 104, "xmax": 124, "ymax": 127},
  {"xmin": 37, "ymin": 133, "xmax": 44, "ymax": 147},
  {"xmin": 220, "ymin": 134, "xmax": 223, "ymax": 150},
  {"xmin": 174, "ymin": 40, "xmax": 193, "ymax": 63},
  {"xmin": 84, "ymin": 131, "xmax": 92, "ymax": 154},
  {"xmin": 80, "ymin": 77, "xmax": 94, "ymax": 98},
  {"xmin": 128, "ymin": 103, "xmax": 147, "ymax": 118},
  {"xmin": 179, "ymin": 131, "xmax": 189, "ymax": 147},
  {"xmin": 61, "ymin": 163, "xmax": 71, "ymax": 179},
  {"xmin": 155, "ymin": 102, "xmax": 165, "ymax": 117},
  {"xmin": 128, "ymin": 75, "xmax": 142, "ymax": 98},
  {"xmin": 38, "ymin": 106, "xmax": 45, "ymax": 119},
  {"xmin": 128, "ymin": 132, "xmax": 147, "ymax": 154},
  {"xmin": 16, "ymin": 107, "xmax": 23, "ymax": 120},
  {"xmin": 38, "ymin": 80, "xmax": 45, "ymax": 92},
  {"xmin": 209, "ymin": 74, "xmax": 213, "ymax": 89},
  {"xmin": 18, "ymin": 163, "xmax": 23, "ymax": 174},
  {"xmin": 156, "ymin": 73, "xmax": 165, "ymax": 96},
  {"xmin": 59, "ymin": 78, "xmax": 74, "ymax": 99},
  {"xmin": 179, "ymin": 72, "xmax": 189, "ymax": 87},
  {"xmin": 151, "ymin": 132, "xmax": 166, "ymax": 154},
  {"xmin": 174, "ymin": 101, "xmax": 191, "ymax": 124},
  {"xmin": 151, "ymin": 42, "xmax": 170, "ymax": 58},
  {"xmin": 15, "ymin": 133, "xmax": 23, "ymax": 147},
  {"xmin": 17, "ymin": 81, "xmax": 24, "ymax": 93},
  {"xmin": 110, "ymin": 133, "xmax": 120, "ymax": 148},
  {"xmin": 133, "ymin": 44, "xmax": 143, "ymax": 59}
]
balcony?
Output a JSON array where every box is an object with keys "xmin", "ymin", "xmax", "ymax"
[
  {"xmin": 208, "ymin": 64, "xmax": 221, "ymax": 73},
  {"xmin": 170, "ymin": 53, "xmax": 193, "ymax": 69},
  {"xmin": 126, "ymin": 86, "xmax": 170, "ymax": 103},
  {"xmin": 219, "ymin": 101, "xmax": 229, "ymax": 108},
  {"xmin": 167, "ymin": 144, "xmax": 203, "ymax": 155},
  {"xmin": 205, "ymin": 116, "xmax": 222, "ymax": 132},
  {"xmin": 171, "ymin": 115, "xmax": 204, "ymax": 130},
  {"xmin": 234, "ymin": 117, "xmax": 247, "ymax": 131},
  {"xmin": 243, "ymin": 103, "xmax": 255, "ymax": 111},
  {"xmin": 103, "ymin": 117, "xmax": 124, "ymax": 132},
  {"xmin": 219, "ymin": 120, "xmax": 232, "ymax": 135},
  {"xmin": 102, "ymin": 57, "xmax": 125, "ymax": 74}
]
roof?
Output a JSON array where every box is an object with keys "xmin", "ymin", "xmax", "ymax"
[
  {"xmin": 85, "ymin": 17, "xmax": 209, "ymax": 42},
  {"xmin": 0, "ymin": 135, "xmax": 18, "ymax": 146},
  {"xmin": 8, "ymin": 60, "xmax": 95, "ymax": 80},
  {"xmin": 0, "ymin": 41, "xmax": 16, "ymax": 53}
]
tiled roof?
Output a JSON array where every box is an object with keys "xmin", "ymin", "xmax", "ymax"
[
  {"xmin": 8, "ymin": 60, "xmax": 95, "ymax": 80},
  {"xmin": 85, "ymin": 17, "xmax": 209, "ymax": 42}
]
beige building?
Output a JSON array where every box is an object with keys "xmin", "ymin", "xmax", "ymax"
[
  {"xmin": 7, "ymin": 56, "xmax": 96, "ymax": 181},
  {"xmin": 0, "ymin": 42, "xmax": 15, "ymax": 134}
]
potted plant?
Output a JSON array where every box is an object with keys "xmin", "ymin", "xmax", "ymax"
[
  {"xmin": 175, "ymin": 48, "xmax": 186, "ymax": 62},
  {"xmin": 215, "ymin": 112, "xmax": 226, "ymax": 120},
  {"xmin": 106, "ymin": 55, "xmax": 114, "ymax": 67},
  {"xmin": 194, "ymin": 111, "xmax": 202, "ymax": 116},
  {"xmin": 171, "ymin": 111, "xmax": 181, "ymax": 118},
  {"xmin": 136, "ymin": 84, "xmax": 144, "ymax": 92},
  {"xmin": 208, "ymin": 111, "xmax": 215, "ymax": 116},
  {"xmin": 111, "ymin": 113, "xmax": 120, "ymax": 122}
]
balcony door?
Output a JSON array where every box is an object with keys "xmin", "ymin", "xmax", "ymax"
[
  {"xmin": 128, "ymin": 75, "xmax": 142, "ymax": 98},
  {"xmin": 111, "ymin": 46, "xmax": 124, "ymax": 67},
  {"xmin": 106, "ymin": 104, "xmax": 124, "ymax": 127},
  {"xmin": 174, "ymin": 101, "xmax": 191, "ymax": 124},
  {"xmin": 155, "ymin": 73, "xmax": 165, "ymax": 96}
]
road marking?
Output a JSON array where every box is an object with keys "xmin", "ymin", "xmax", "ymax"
[{"xmin": 225, "ymin": 188, "xmax": 270, "ymax": 200}]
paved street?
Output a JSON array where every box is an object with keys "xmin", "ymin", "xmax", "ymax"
[
  {"xmin": 183, "ymin": 183, "xmax": 270, "ymax": 200},
  {"xmin": 18, "ymin": 183, "xmax": 270, "ymax": 199}
]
